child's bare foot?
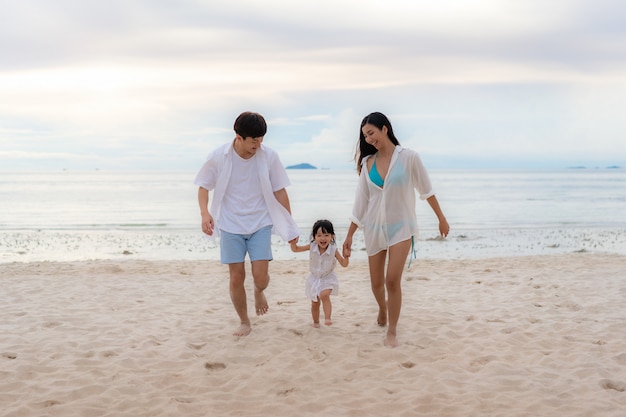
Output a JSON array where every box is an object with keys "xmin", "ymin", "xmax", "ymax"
[
  {"xmin": 384, "ymin": 332, "xmax": 399, "ymax": 348},
  {"xmin": 324, "ymin": 319, "xmax": 333, "ymax": 326},
  {"xmin": 233, "ymin": 323, "xmax": 252, "ymax": 337},
  {"xmin": 254, "ymin": 289, "xmax": 269, "ymax": 316},
  {"xmin": 312, "ymin": 322, "xmax": 320, "ymax": 328}
]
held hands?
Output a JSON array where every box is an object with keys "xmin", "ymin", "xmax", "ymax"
[
  {"xmin": 201, "ymin": 213, "xmax": 214, "ymax": 236},
  {"xmin": 342, "ymin": 236, "xmax": 352, "ymax": 259}
]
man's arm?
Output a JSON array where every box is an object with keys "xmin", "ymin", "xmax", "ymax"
[
  {"xmin": 273, "ymin": 187, "xmax": 299, "ymax": 244},
  {"xmin": 273, "ymin": 188, "xmax": 292, "ymax": 214},
  {"xmin": 198, "ymin": 187, "xmax": 214, "ymax": 236}
]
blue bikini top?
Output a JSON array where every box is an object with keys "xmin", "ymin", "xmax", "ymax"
[{"xmin": 369, "ymin": 154, "xmax": 384, "ymax": 187}]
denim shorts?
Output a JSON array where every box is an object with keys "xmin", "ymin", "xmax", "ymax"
[{"xmin": 219, "ymin": 225, "xmax": 273, "ymax": 264}]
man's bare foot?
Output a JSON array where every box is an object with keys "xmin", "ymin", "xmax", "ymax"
[
  {"xmin": 312, "ymin": 322, "xmax": 320, "ymax": 328},
  {"xmin": 254, "ymin": 289, "xmax": 269, "ymax": 316},
  {"xmin": 377, "ymin": 309, "xmax": 387, "ymax": 327},
  {"xmin": 233, "ymin": 323, "xmax": 251, "ymax": 337},
  {"xmin": 384, "ymin": 332, "xmax": 399, "ymax": 348},
  {"xmin": 324, "ymin": 319, "xmax": 333, "ymax": 326}
]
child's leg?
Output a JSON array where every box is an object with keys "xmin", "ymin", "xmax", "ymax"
[
  {"xmin": 319, "ymin": 289, "xmax": 333, "ymax": 326},
  {"xmin": 311, "ymin": 299, "xmax": 321, "ymax": 328}
]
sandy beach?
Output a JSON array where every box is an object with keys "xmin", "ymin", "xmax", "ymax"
[{"xmin": 2, "ymin": 253, "xmax": 626, "ymax": 416}]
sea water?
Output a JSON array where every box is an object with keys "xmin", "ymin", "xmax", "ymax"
[{"xmin": 1, "ymin": 168, "xmax": 625, "ymax": 263}]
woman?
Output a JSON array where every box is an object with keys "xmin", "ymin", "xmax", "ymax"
[{"xmin": 342, "ymin": 112, "xmax": 449, "ymax": 347}]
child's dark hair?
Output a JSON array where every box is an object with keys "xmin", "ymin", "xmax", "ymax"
[
  {"xmin": 310, "ymin": 219, "xmax": 336, "ymax": 241},
  {"xmin": 234, "ymin": 111, "xmax": 267, "ymax": 138}
]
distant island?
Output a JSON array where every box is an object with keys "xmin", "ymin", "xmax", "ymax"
[
  {"xmin": 567, "ymin": 165, "xmax": 622, "ymax": 170},
  {"xmin": 286, "ymin": 163, "xmax": 317, "ymax": 169}
]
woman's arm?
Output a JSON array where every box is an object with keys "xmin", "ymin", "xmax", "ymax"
[
  {"xmin": 426, "ymin": 195, "xmax": 449, "ymax": 237},
  {"xmin": 342, "ymin": 222, "xmax": 359, "ymax": 258}
]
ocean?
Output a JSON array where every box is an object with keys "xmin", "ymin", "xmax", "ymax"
[{"xmin": 1, "ymin": 168, "xmax": 625, "ymax": 263}]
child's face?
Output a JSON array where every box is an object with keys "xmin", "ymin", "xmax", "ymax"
[{"xmin": 314, "ymin": 228, "xmax": 333, "ymax": 250}]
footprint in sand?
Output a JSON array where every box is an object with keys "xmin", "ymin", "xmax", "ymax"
[
  {"xmin": 469, "ymin": 355, "xmax": 498, "ymax": 372},
  {"xmin": 308, "ymin": 348, "xmax": 327, "ymax": 362},
  {"xmin": 406, "ymin": 275, "xmax": 430, "ymax": 282},
  {"xmin": 187, "ymin": 342, "xmax": 206, "ymax": 350},
  {"xmin": 600, "ymin": 379, "xmax": 626, "ymax": 392},
  {"xmin": 174, "ymin": 397, "xmax": 193, "ymax": 403},
  {"xmin": 205, "ymin": 362, "xmax": 226, "ymax": 371},
  {"xmin": 2, "ymin": 352, "xmax": 17, "ymax": 359},
  {"xmin": 277, "ymin": 387, "xmax": 296, "ymax": 396},
  {"xmin": 613, "ymin": 353, "xmax": 626, "ymax": 364}
]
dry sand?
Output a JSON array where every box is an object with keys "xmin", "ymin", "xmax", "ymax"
[{"xmin": 1, "ymin": 253, "xmax": 626, "ymax": 416}]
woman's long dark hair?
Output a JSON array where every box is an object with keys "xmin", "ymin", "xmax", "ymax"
[{"xmin": 354, "ymin": 112, "xmax": 400, "ymax": 174}]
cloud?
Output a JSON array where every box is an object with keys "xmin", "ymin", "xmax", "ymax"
[
  {"xmin": 1, "ymin": 0, "xmax": 626, "ymax": 170},
  {"xmin": 276, "ymin": 109, "xmax": 359, "ymax": 169}
]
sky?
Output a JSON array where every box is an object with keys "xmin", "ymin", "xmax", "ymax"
[{"xmin": 1, "ymin": 0, "xmax": 625, "ymax": 171}]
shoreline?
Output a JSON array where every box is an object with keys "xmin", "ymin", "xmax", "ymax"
[
  {"xmin": 2, "ymin": 254, "xmax": 626, "ymax": 416},
  {"xmin": 2, "ymin": 226, "xmax": 626, "ymax": 264}
]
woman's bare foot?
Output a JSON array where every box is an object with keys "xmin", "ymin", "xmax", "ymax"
[
  {"xmin": 384, "ymin": 332, "xmax": 399, "ymax": 348},
  {"xmin": 324, "ymin": 319, "xmax": 333, "ymax": 326},
  {"xmin": 377, "ymin": 309, "xmax": 387, "ymax": 326},
  {"xmin": 312, "ymin": 322, "xmax": 320, "ymax": 328},
  {"xmin": 254, "ymin": 289, "xmax": 269, "ymax": 316},
  {"xmin": 233, "ymin": 323, "xmax": 252, "ymax": 337}
]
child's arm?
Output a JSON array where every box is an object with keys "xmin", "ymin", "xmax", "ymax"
[
  {"xmin": 290, "ymin": 240, "xmax": 311, "ymax": 252},
  {"xmin": 335, "ymin": 249, "xmax": 349, "ymax": 267}
]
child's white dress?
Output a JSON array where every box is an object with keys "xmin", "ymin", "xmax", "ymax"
[{"xmin": 305, "ymin": 241, "xmax": 339, "ymax": 302}]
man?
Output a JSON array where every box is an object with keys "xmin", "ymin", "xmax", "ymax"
[{"xmin": 194, "ymin": 111, "xmax": 300, "ymax": 336}]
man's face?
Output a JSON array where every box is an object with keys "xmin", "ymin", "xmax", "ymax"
[{"xmin": 235, "ymin": 135, "xmax": 264, "ymax": 158}]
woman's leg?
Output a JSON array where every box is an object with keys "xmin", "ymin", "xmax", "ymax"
[
  {"xmin": 368, "ymin": 250, "xmax": 388, "ymax": 326},
  {"xmin": 384, "ymin": 239, "xmax": 412, "ymax": 347}
]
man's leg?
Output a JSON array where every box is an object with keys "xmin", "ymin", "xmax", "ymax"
[
  {"xmin": 228, "ymin": 262, "xmax": 251, "ymax": 336},
  {"xmin": 250, "ymin": 260, "xmax": 270, "ymax": 315},
  {"xmin": 248, "ymin": 225, "xmax": 273, "ymax": 316}
]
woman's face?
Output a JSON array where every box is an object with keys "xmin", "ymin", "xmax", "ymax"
[{"xmin": 362, "ymin": 123, "xmax": 388, "ymax": 150}]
